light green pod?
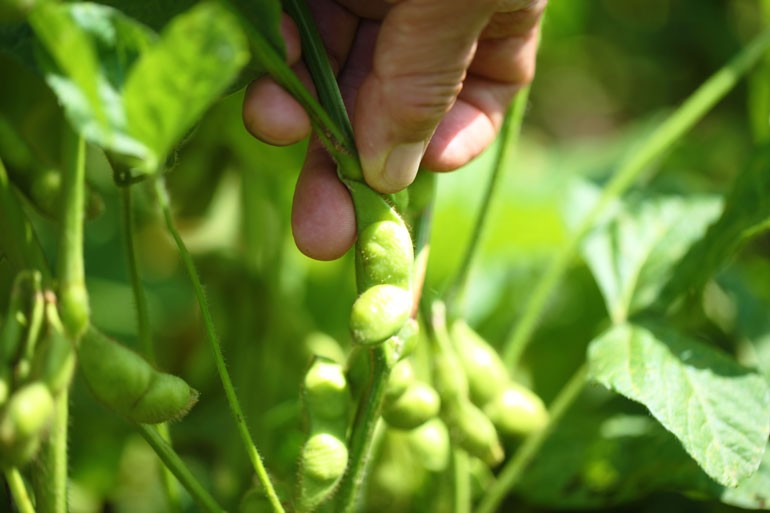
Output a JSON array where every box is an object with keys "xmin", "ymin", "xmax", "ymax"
[
  {"xmin": 356, "ymin": 220, "xmax": 413, "ymax": 290},
  {"xmin": 297, "ymin": 432, "xmax": 348, "ymax": 512},
  {"xmin": 350, "ymin": 284, "xmax": 412, "ymax": 346},
  {"xmin": 384, "ymin": 359, "xmax": 415, "ymax": 402},
  {"xmin": 450, "ymin": 320, "xmax": 509, "ymax": 407},
  {"xmin": 406, "ymin": 417, "xmax": 450, "ymax": 472},
  {"xmin": 0, "ymin": 382, "xmax": 54, "ymax": 467},
  {"xmin": 79, "ymin": 327, "xmax": 198, "ymax": 424},
  {"xmin": 30, "ymin": 302, "xmax": 75, "ymax": 397},
  {"xmin": 443, "ymin": 400, "xmax": 503, "ymax": 466},
  {"xmin": 432, "ymin": 348, "xmax": 469, "ymax": 406},
  {"xmin": 382, "ymin": 381, "xmax": 440, "ymax": 430},
  {"xmin": 483, "ymin": 383, "xmax": 549, "ymax": 437},
  {"xmin": 304, "ymin": 357, "xmax": 349, "ymax": 422}
]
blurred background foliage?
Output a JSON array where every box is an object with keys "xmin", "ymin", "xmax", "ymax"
[{"xmin": 3, "ymin": 1, "xmax": 770, "ymax": 512}]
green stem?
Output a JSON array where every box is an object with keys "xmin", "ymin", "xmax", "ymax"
[
  {"xmin": 335, "ymin": 347, "xmax": 392, "ymax": 513},
  {"xmin": 119, "ymin": 186, "xmax": 180, "ymax": 512},
  {"xmin": 445, "ymin": 86, "xmax": 530, "ymax": 316},
  {"xmin": 120, "ymin": 186, "xmax": 154, "ymax": 360},
  {"xmin": 501, "ymin": 26, "xmax": 770, "ymax": 368},
  {"xmin": 453, "ymin": 449, "xmax": 471, "ymax": 513},
  {"xmin": 5, "ymin": 468, "xmax": 37, "ymax": 513},
  {"xmin": 57, "ymin": 129, "xmax": 89, "ymax": 340},
  {"xmin": 473, "ymin": 364, "xmax": 588, "ymax": 513},
  {"xmin": 154, "ymin": 178, "xmax": 286, "ymax": 513},
  {"xmin": 137, "ymin": 424, "xmax": 224, "ymax": 513},
  {"xmin": 31, "ymin": 391, "xmax": 69, "ymax": 513}
]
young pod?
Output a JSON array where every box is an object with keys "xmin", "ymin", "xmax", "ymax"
[
  {"xmin": 450, "ymin": 320, "xmax": 509, "ymax": 407},
  {"xmin": 405, "ymin": 418, "xmax": 451, "ymax": 472},
  {"xmin": 350, "ymin": 284, "xmax": 412, "ymax": 346},
  {"xmin": 297, "ymin": 432, "xmax": 348, "ymax": 512},
  {"xmin": 0, "ymin": 381, "xmax": 54, "ymax": 467},
  {"xmin": 382, "ymin": 381, "xmax": 440, "ymax": 431},
  {"xmin": 432, "ymin": 346, "xmax": 469, "ymax": 406},
  {"xmin": 483, "ymin": 383, "xmax": 549, "ymax": 437},
  {"xmin": 303, "ymin": 357, "xmax": 349, "ymax": 423},
  {"xmin": 384, "ymin": 359, "xmax": 415, "ymax": 402},
  {"xmin": 443, "ymin": 400, "xmax": 503, "ymax": 466},
  {"xmin": 356, "ymin": 220, "xmax": 413, "ymax": 290},
  {"xmin": 78, "ymin": 327, "xmax": 198, "ymax": 424},
  {"xmin": 30, "ymin": 301, "xmax": 75, "ymax": 397}
]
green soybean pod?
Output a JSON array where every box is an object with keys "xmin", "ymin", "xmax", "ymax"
[
  {"xmin": 0, "ymin": 381, "xmax": 54, "ymax": 467},
  {"xmin": 405, "ymin": 417, "xmax": 451, "ymax": 472},
  {"xmin": 384, "ymin": 359, "xmax": 415, "ymax": 402},
  {"xmin": 79, "ymin": 327, "xmax": 198, "ymax": 424},
  {"xmin": 30, "ymin": 301, "xmax": 75, "ymax": 397},
  {"xmin": 382, "ymin": 381, "xmax": 440, "ymax": 430},
  {"xmin": 356, "ymin": 220, "xmax": 413, "ymax": 290},
  {"xmin": 450, "ymin": 320, "xmax": 509, "ymax": 407},
  {"xmin": 350, "ymin": 284, "xmax": 412, "ymax": 346},
  {"xmin": 443, "ymin": 400, "xmax": 503, "ymax": 466},
  {"xmin": 483, "ymin": 383, "xmax": 549, "ymax": 437},
  {"xmin": 432, "ymin": 345, "xmax": 469, "ymax": 406},
  {"xmin": 303, "ymin": 357, "xmax": 349, "ymax": 422},
  {"xmin": 297, "ymin": 432, "xmax": 348, "ymax": 512}
]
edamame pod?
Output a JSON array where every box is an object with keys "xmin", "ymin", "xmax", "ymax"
[
  {"xmin": 78, "ymin": 327, "xmax": 198, "ymax": 424},
  {"xmin": 382, "ymin": 381, "xmax": 440, "ymax": 430},
  {"xmin": 30, "ymin": 301, "xmax": 75, "ymax": 397},
  {"xmin": 356, "ymin": 220, "xmax": 413, "ymax": 290},
  {"xmin": 450, "ymin": 319, "xmax": 509, "ymax": 407},
  {"xmin": 350, "ymin": 284, "xmax": 412, "ymax": 346},
  {"xmin": 304, "ymin": 357, "xmax": 349, "ymax": 422},
  {"xmin": 443, "ymin": 400, "xmax": 503, "ymax": 466},
  {"xmin": 0, "ymin": 381, "xmax": 54, "ymax": 467},
  {"xmin": 297, "ymin": 432, "xmax": 348, "ymax": 512},
  {"xmin": 384, "ymin": 359, "xmax": 415, "ymax": 402},
  {"xmin": 405, "ymin": 418, "xmax": 450, "ymax": 472},
  {"xmin": 483, "ymin": 383, "xmax": 549, "ymax": 436}
]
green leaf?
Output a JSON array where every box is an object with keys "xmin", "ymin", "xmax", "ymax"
[
  {"xmin": 587, "ymin": 322, "xmax": 770, "ymax": 487},
  {"xmin": 660, "ymin": 147, "xmax": 770, "ymax": 303},
  {"xmin": 29, "ymin": 2, "xmax": 156, "ymax": 160},
  {"xmin": 572, "ymin": 179, "xmax": 721, "ymax": 322},
  {"xmin": 123, "ymin": 1, "xmax": 249, "ymax": 173}
]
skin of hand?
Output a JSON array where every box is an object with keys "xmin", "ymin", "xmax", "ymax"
[{"xmin": 243, "ymin": 0, "xmax": 547, "ymax": 261}]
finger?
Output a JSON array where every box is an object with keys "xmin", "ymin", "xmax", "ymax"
[
  {"xmin": 243, "ymin": 14, "xmax": 311, "ymax": 145},
  {"xmin": 354, "ymin": 0, "xmax": 499, "ymax": 193},
  {"xmin": 291, "ymin": 139, "xmax": 357, "ymax": 261},
  {"xmin": 423, "ymin": 78, "xmax": 519, "ymax": 171}
]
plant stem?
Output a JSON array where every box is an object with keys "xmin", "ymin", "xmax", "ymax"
[
  {"xmin": 120, "ymin": 186, "xmax": 181, "ymax": 512},
  {"xmin": 501, "ymin": 26, "xmax": 770, "ymax": 368},
  {"xmin": 6, "ymin": 468, "xmax": 36, "ymax": 513},
  {"xmin": 137, "ymin": 423, "xmax": 225, "ymax": 513},
  {"xmin": 473, "ymin": 364, "xmax": 588, "ymax": 513},
  {"xmin": 445, "ymin": 86, "xmax": 530, "ymax": 316},
  {"xmin": 57, "ymin": 129, "xmax": 89, "ymax": 339},
  {"xmin": 453, "ymin": 449, "xmax": 471, "ymax": 513},
  {"xmin": 32, "ymin": 391, "xmax": 69, "ymax": 513},
  {"xmin": 335, "ymin": 346, "xmax": 392, "ymax": 513},
  {"xmin": 154, "ymin": 178, "xmax": 286, "ymax": 513}
]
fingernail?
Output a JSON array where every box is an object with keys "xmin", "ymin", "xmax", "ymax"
[{"xmin": 380, "ymin": 142, "xmax": 425, "ymax": 193}]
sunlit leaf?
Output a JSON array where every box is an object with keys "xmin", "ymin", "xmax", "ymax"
[
  {"xmin": 588, "ymin": 322, "xmax": 770, "ymax": 487},
  {"xmin": 123, "ymin": 1, "xmax": 249, "ymax": 173}
]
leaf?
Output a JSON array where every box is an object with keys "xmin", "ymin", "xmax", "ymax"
[
  {"xmin": 573, "ymin": 178, "xmax": 721, "ymax": 322},
  {"xmin": 123, "ymin": 1, "xmax": 249, "ymax": 173},
  {"xmin": 587, "ymin": 322, "xmax": 770, "ymax": 487},
  {"xmin": 29, "ymin": 2, "xmax": 156, "ymax": 160},
  {"xmin": 660, "ymin": 146, "xmax": 770, "ymax": 303}
]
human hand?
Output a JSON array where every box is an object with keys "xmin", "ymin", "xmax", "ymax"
[{"xmin": 243, "ymin": 0, "xmax": 547, "ymax": 260}]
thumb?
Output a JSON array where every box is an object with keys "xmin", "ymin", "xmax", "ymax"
[{"xmin": 354, "ymin": 0, "xmax": 497, "ymax": 193}]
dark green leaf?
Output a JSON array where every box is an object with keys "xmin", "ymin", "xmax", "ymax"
[
  {"xmin": 660, "ymin": 147, "xmax": 770, "ymax": 304},
  {"xmin": 587, "ymin": 322, "xmax": 770, "ymax": 487}
]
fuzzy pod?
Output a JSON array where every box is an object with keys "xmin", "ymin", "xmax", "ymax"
[
  {"xmin": 384, "ymin": 359, "xmax": 415, "ymax": 402},
  {"xmin": 58, "ymin": 282, "xmax": 89, "ymax": 341},
  {"xmin": 356, "ymin": 220, "xmax": 413, "ymax": 290},
  {"xmin": 303, "ymin": 357, "xmax": 349, "ymax": 422},
  {"xmin": 405, "ymin": 417, "xmax": 450, "ymax": 472},
  {"xmin": 382, "ymin": 381, "xmax": 440, "ymax": 431},
  {"xmin": 483, "ymin": 383, "xmax": 549, "ymax": 437},
  {"xmin": 79, "ymin": 327, "xmax": 198, "ymax": 424},
  {"xmin": 443, "ymin": 400, "xmax": 503, "ymax": 466},
  {"xmin": 450, "ymin": 320, "xmax": 510, "ymax": 406},
  {"xmin": 297, "ymin": 432, "xmax": 348, "ymax": 512},
  {"xmin": 432, "ymin": 347, "xmax": 469, "ymax": 406},
  {"xmin": 350, "ymin": 284, "xmax": 412, "ymax": 346},
  {"xmin": 30, "ymin": 302, "xmax": 75, "ymax": 396},
  {"xmin": 0, "ymin": 381, "xmax": 54, "ymax": 467}
]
